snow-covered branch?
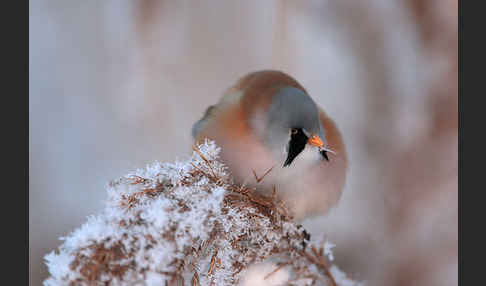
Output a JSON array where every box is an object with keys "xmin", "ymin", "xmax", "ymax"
[{"xmin": 44, "ymin": 140, "xmax": 361, "ymax": 286}]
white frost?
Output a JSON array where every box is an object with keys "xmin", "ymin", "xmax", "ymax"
[{"xmin": 44, "ymin": 140, "xmax": 361, "ymax": 286}]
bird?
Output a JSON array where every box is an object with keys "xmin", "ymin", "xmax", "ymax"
[{"xmin": 192, "ymin": 70, "xmax": 347, "ymax": 219}]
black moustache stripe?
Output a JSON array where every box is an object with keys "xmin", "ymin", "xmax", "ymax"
[
  {"xmin": 320, "ymin": 149, "xmax": 329, "ymax": 161},
  {"xmin": 283, "ymin": 128, "xmax": 308, "ymax": 167}
]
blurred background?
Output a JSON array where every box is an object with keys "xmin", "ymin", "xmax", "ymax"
[{"xmin": 29, "ymin": 1, "xmax": 457, "ymax": 285}]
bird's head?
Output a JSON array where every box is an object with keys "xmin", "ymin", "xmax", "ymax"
[{"xmin": 252, "ymin": 85, "xmax": 332, "ymax": 167}]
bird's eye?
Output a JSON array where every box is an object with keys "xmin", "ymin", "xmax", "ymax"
[{"xmin": 291, "ymin": 128, "xmax": 298, "ymax": 135}]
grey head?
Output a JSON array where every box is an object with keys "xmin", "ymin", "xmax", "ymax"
[{"xmin": 257, "ymin": 86, "xmax": 327, "ymax": 166}]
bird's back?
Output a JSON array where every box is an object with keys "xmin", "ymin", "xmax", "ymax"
[{"xmin": 192, "ymin": 70, "xmax": 307, "ymax": 140}]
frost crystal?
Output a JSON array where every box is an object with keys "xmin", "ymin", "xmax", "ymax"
[
  {"xmin": 324, "ymin": 241, "xmax": 336, "ymax": 262},
  {"xmin": 44, "ymin": 140, "xmax": 361, "ymax": 286}
]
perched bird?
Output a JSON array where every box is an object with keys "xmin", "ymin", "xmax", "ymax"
[{"xmin": 192, "ymin": 70, "xmax": 347, "ymax": 218}]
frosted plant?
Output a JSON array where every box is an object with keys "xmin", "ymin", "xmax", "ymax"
[{"xmin": 44, "ymin": 140, "xmax": 362, "ymax": 286}]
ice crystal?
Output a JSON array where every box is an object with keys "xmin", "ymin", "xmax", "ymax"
[{"xmin": 44, "ymin": 140, "xmax": 361, "ymax": 286}]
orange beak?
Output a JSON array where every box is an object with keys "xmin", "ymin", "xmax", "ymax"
[{"xmin": 308, "ymin": 134, "xmax": 324, "ymax": 148}]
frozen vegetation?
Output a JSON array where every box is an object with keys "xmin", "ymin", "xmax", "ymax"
[{"xmin": 44, "ymin": 140, "xmax": 361, "ymax": 286}]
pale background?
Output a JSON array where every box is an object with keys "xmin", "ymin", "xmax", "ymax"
[{"xmin": 30, "ymin": 1, "xmax": 457, "ymax": 285}]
